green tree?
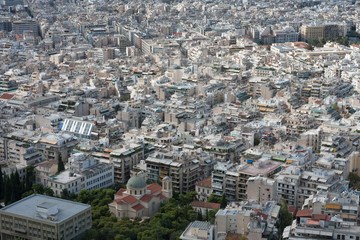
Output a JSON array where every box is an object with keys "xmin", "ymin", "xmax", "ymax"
[
  {"xmin": 57, "ymin": 155, "xmax": 65, "ymax": 173},
  {"xmin": 25, "ymin": 165, "xmax": 35, "ymax": 191},
  {"xmin": 220, "ymin": 194, "xmax": 228, "ymax": 208},
  {"xmin": 254, "ymin": 137, "xmax": 261, "ymax": 146},
  {"xmin": 32, "ymin": 183, "xmax": 45, "ymax": 194},
  {"xmin": 208, "ymin": 194, "xmax": 220, "ymax": 203},
  {"xmin": 279, "ymin": 200, "xmax": 293, "ymax": 235},
  {"xmin": 0, "ymin": 166, "xmax": 3, "ymax": 199},
  {"xmin": 44, "ymin": 187, "xmax": 54, "ymax": 196},
  {"xmin": 179, "ymin": 191, "xmax": 197, "ymax": 206},
  {"xmin": 349, "ymin": 173, "xmax": 360, "ymax": 188},
  {"xmin": 208, "ymin": 209, "xmax": 219, "ymax": 224},
  {"xmin": 61, "ymin": 189, "xmax": 70, "ymax": 199},
  {"xmin": 306, "ymin": 44, "xmax": 314, "ymax": 51},
  {"xmin": 197, "ymin": 210, "xmax": 203, "ymax": 221},
  {"xmin": 3, "ymin": 175, "xmax": 10, "ymax": 204},
  {"xmin": 22, "ymin": 190, "xmax": 34, "ymax": 199}
]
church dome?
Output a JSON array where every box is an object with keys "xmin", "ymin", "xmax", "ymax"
[{"xmin": 127, "ymin": 175, "xmax": 147, "ymax": 189}]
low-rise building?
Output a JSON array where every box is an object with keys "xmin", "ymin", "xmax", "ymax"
[
  {"xmin": 109, "ymin": 174, "xmax": 172, "ymax": 220},
  {"xmin": 180, "ymin": 221, "xmax": 214, "ymax": 240},
  {"xmin": 0, "ymin": 194, "xmax": 91, "ymax": 240},
  {"xmin": 246, "ymin": 176, "xmax": 276, "ymax": 205},
  {"xmin": 35, "ymin": 159, "xmax": 58, "ymax": 186},
  {"xmin": 195, "ymin": 176, "xmax": 213, "ymax": 202}
]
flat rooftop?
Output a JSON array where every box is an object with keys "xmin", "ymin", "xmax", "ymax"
[
  {"xmin": 49, "ymin": 170, "xmax": 83, "ymax": 184},
  {"xmin": 239, "ymin": 161, "xmax": 281, "ymax": 176},
  {"xmin": 1, "ymin": 194, "xmax": 90, "ymax": 223}
]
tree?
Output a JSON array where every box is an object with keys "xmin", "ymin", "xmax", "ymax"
[
  {"xmin": 57, "ymin": 155, "xmax": 65, "ymax": 173},
  {"xmin": 208, "ymin": 209, "xmax": 219, "ymax": 224},
  {"xmin": 208, "ymin": 194, "xmax": 220, "ymax": 203},
  {"xmin": 32, "ymin": 183, "xmax": 45, "ymax": 194},
  {"xmin": 279, "ymin": 200, "xmax": 293, "ymax": 235},
  {"xmin": 220, "ymin": 194, "xmax": 228, "ymax": 208},
  {"xmin": 25, "ymin": 166, "xmax": 35, "ymax": 191},
  {"xmin": 0, "ymin": 166, "xmax": 3, "ymax": 199},
  {"xmin": 3, "ymin": 175, "xmax": 10, "ymax": 204},
  {"xmin": 349, "ymin": 173, "xmax": 360, "ymax": 188},
  {"xmin": 61, "ymin": 188, "xmax": 70, "ymax": 199},
  {"xmin": 44, "ymin": 187, "xmax": 54, "ymax": 196},
  {"xmin": 196, "ymin": 210, "xmax": 203, "ymax": 221},
  {"xmin": 58, "ymin": 154, "xmax": 65, "ymax": 173},
  {"xmin": 254, "ymin": 137, "xmax": 261, "ymax": 146},
  {"xmin": 305, "ymin": 44, "xmax": 314, "ymax": 51}
]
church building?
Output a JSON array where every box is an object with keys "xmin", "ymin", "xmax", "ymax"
[{"xmin": 109, "ymin": 173, "xmax": 172, "ymax": 220}]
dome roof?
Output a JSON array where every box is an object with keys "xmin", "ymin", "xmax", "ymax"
[{"xmin": 127, "ymin": 176, "xmax": 147, "ymax": 189}]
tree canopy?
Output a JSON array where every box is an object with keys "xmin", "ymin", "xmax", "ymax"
[{"xmin": 76, "ymin": 189, "xmax": 201, "ymax": 240}]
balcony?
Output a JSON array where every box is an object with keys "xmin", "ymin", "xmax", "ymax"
[{"xmin": 212, "ymin": 182, "xmax": 223, "ymax": 189}]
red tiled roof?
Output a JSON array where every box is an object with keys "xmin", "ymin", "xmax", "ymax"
[
  {"xmin": 0, "ymin": 93, "xmax": 14, "ymax": 100},
  {"xmin": 157, "ymin": 193, "xmax": 165, "ymax": 199},
  {"xmin": 296, "ymin": 209, "xmax": 313, "ymax": 217},
  {"xmin": 38, "ymin": 159, "xmax": 58, "ymax": 168},
  {"xmin": 140, "ymin": 194, "xmax": 155, "ymax": 202},
  {"xmin": 195, "ymin": 176, "xmax": 212, "ymax": 188},
  {"xmin": 147, "ymin": 183, "xmax": 162, "ymax": 194},
  {"xmin": 115, "ymin": 188, "xmax": 126, "ymax": 197},
  {"xmin": 115, "ymin": 195, "xmax": 138, "ymax": 205},
  {"xmin": 132, "ymin": 203, "xmax": 144, "ymax": 211},
  {"xmin": 312, "ymin": 214, "xmax": 331, "ymax": 221},
  {"xmin": 191, "ymin": 201, "xmax": 220, "ymax": 209},
  {"xmin": 123, "ymin": 195, "xmax": 138, "ymax": 204}
]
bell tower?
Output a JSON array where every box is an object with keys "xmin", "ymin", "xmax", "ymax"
[{"xmin": 161, "ymin": 176, "xmax": 172, "ymax": 199}]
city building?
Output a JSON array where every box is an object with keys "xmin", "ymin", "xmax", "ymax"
[
  {"xmin": 109, "ymin": 173, "xmax": 172, "ymax": 219},
  {"xmin": 0, "ymin": 194, "xmax": 91, "ymax": 240}
]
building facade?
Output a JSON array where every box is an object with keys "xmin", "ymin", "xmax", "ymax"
[{"xmin": 0, "ymin": 194, "xmax": 91, "ymax": 240}]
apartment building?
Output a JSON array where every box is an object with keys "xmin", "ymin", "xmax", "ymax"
[
  {"xmin": 67, "ymin": 153, "xmax": 114, "ymax": 191},
  {"xmin": 212, "ymin": 162, "xmax": 233, "ymax": 197},
  {"xmin": 303, "ymin": 191, "xmax": 359, "ymax": 224},
  {"xmin": 35, "ymin": 159, "xmax": 58, "ymax": 186},
  {"xmin": 180, "ymin": 221, "xmax": 214, "ymax": 240},
  {"xmin": 48, "ymin": 170, "xmax": 85, "ymax": 196},
  {"xmin": 12, "ymin": 20, "xmax": 38, "ymax": 36},
  {"xmin": 117, "ymin": 106, "xmax": 142, "ymax": 129},
  {"xmin": 212, "ymin": 159, "xmax": 281, "ymax": 201},
  {"xmin": 110, "ymin": 143, "xmax": 144, "ymax": 184},
  {"xmin": 195, "ymin": 176, "xmax": 213, "ymax": 202},
  {"xmin": 285, "ymin": 212, "xmax": 360, "ymax": 240},
  {"xmin": 301, "ymin": 25, "xmax": 325, "ymax": 41},
  {"xmin": 146, "ymin": 152, "xmax": 199, "ymax": 193},
  {"xmin": 5, "ymin": 141, "xmax": 43, "ymax": 166},
  {"xmin": 237, "ymin": 159, "xmax": 282, "ymax": 201},
  {"xmin": 0, "ymin": 194, "xmax": 91, "ymax": 240},
  {"xmin": 297, "ymin": 169, "xmax": 346, "ymax": 207},
  {"xmin": 215, "ymin": 201, "xmax": 280, "ymax": 238},
  {"xmin": 203, "ymin": 139, "xmax": 246, "ymax": 162},
  {"xmin": 246, "ymin": 176, "xmax": 276, "ymax": 205},
  {"xmin": 275, "ymin": 167, "xmax": 301, "ymax": 208},
  {"xmin": 285, "ymin": 114, "xmax": 316, "ymax": 137},
  {"xmin": 35, "ymin": 133, "xmax": 78, "ymax": 162}
]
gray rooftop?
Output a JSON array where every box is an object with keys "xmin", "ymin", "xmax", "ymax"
[{"xmin": 0, "ymin": 194, "xmax": 90, "ymax": 223}]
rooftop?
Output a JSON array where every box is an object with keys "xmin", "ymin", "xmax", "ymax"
[{"xmin": 0, "ymin": 194, "xmax": 90, "ymax": 223}]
